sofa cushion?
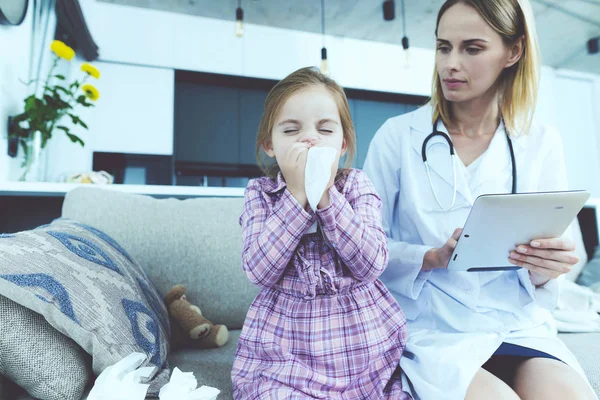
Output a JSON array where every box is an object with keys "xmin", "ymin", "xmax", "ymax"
[
  {"xmin": 0, "ymin": 219, "xmax": 170, "ymax": 396},
  {"xmin": 62, "ymin": 187, "xmax": 258, "ymax": 330},
  {"xmin": 0, "ymin": 295, "xmax": 91, "ymax": 400},
  {"xmin": 168, "ymin": 330, "xmax": 240, "ymax": 400},
  {"xmin": 559, "ymin": 333, "xmax": 600, "ymax": 396}
]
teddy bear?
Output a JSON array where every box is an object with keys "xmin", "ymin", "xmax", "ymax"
[{"xmin": 164, "ymin": 284, "xmax": 229, "ymax": 350}]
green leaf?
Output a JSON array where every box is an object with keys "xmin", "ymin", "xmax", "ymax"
[
  {"xmin": 19, "ymin": 139, "xmax": 28, "ymax": 160},
  {"xmin": 67, "ymin": 114, "xmax": 89, "ymax": 129},
  {"xmin": 76, "ymin": 96, "xmax": 94, "ymax": 108},
  {"xmin": 12, "ymin": 113, "xmax": 28, "ymax": 123},
  {"xmin": 24, "ymin": 95, "xmax": 40, "ymax": 113},
  {"xmin": 54, "ymin": 74, "xmax": 66, "ymax": 80},
  {"xmin": 54, "ymin": 86, "xmax": 70, "ymax": 95},
  {"xmin": 66, "ymin": 133, "xmax": 85, "ymax": 147},
  {"xmin": 56, "ymin": 125, "xmax": 70, "ymax": 133}
]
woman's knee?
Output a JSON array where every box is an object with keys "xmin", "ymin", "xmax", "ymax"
[
  {"xmin": 465, "ymin": 368, "xmax": 520, "ymax": 400},
  {"xmin": 513, "ymin": 358, "xmax": 597, "ymax": 400}
]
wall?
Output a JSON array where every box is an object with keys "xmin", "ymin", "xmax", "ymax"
[
  {"xmin": 552, "ymin": 70, "xmax": 600, "ymax": 196},
  {"xmin": 79, "ymin": 0, "xmax": 436, "ymax": 96},
  {"xmin": 41, "ymin": 0, "xmax": 437, "ymax": 182},
  {"xmin": 0, "ymin": 6, "xmax": 33, "ymax": 181},
  {"xmin": 44, "ymin": 60, "xmax": 174, "ymax": 182},
  {"xmin": 1, "ymin": 0, "xmax": 599, "ymax": 189}
]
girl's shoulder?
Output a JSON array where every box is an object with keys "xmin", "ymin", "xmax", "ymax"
[
  {"xmin": 335, "ymin": 169, "xmax": 378, "ymax": 197},
  {"xmin": 246, "ymin": 174, "xmax": 286, "ymax": 195}
]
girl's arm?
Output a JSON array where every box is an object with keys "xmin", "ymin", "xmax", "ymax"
[
  {"xmin": 316, "ymin": 170, "xmax": 389, "ymax": 283},
  {"xmin": 240, "ymin": 180, "xmax": 316, "ymax": 289}
]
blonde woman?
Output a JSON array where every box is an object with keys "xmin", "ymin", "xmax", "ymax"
[{"xmin": 364, "ymin": 0, "xmax": 597, "ymax": 399}]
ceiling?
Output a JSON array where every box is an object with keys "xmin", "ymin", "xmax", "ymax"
[{"xmin": 98, "ymin": 0, "xmax": 600, "ymax": 74}]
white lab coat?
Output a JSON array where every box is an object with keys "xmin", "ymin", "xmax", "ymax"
[{"xmin": 363, "ymin": 105, "xmax": 592, "ymax": 400}]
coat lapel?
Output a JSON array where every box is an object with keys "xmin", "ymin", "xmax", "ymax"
[{"xmin": 409, "ymin": 106, "xmax": 473, "ymax": 205}]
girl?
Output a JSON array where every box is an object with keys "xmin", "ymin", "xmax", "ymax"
[{"xmin": 231, "ymin": 67, "xmax": 411, "ymax": 400}]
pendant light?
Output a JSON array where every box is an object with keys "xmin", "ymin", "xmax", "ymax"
[
  {"xmin": 235, "ymin": 0, "xmax": 244, "ymax": 37},
  {"xmin": 320, "ymin": 0, "xmax": 329, "ymax": 76},
  {"xmin": 400, "ymin": 0, "xmax": 410, "ymax": 68}
]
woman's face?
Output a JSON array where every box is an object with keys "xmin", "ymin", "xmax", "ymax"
[{"xmin": 435, "ymin": 3, "xmax": 523, "ymax": 104}]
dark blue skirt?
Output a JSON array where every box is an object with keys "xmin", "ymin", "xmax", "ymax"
[{"xmin": 482, "ymin": 342, "xmax": 564, "ymax": 385}]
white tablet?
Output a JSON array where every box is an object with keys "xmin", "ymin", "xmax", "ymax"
[{"xmin": 446, "ymin": 190, "xmax": 590, "ymax": 272}]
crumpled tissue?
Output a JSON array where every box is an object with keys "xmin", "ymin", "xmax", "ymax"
[
  {"xmin": 304, "ymin": 146, "xmax": 337, "ymax": 233},
  {"xmin": 159, "ymin": 367, "xmax": 220, "ymax": 400},
  {"xmin": 88, "ymin": 352, "xmax": 154, "ymax": 400}
]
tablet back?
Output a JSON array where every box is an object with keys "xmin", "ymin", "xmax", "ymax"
[{"xmin": 447, "ymin": 190, "xmax": 590, "ymax": 272}]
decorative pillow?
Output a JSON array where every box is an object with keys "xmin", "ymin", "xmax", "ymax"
[
  {"xmin": 0, "ymin": 295, "xmax": 91, "ymax": 400},
  {"xmin": 577, "ymin": 246, "xmax": 600, "ymax": 292},
  {"xmin": 62, "ymin": 187, "xmax": 256, "ymax": 330},
  {"xmin": 0, "ymin": 219, "xmax": 170, "ymax": 396}
]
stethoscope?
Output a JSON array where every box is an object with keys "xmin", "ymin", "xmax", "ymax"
[{"xmin": 421, "ymin": 118, "xmax": 517, "ymax": 211}]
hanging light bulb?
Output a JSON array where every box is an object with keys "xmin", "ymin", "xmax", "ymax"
[
  {"xmin": 319, "ymin": 0, "xmax": 329, "ymax": 75},
  {"xmin": 320, "ymin": 47, "xmax": 329, "ymax": 76},
  {"xmin": 235, "ymin": 0, "xmax": 244, "ymax": 37},
  {"xmin": 399, "ymin": 0, "xmax": 410, "ymax": 68},
  {"xmin": 402, "ymin": 36, "xmax": 410, "ymax": 68}
]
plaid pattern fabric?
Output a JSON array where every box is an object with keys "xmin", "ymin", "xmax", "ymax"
[{"xmin": 232, "ymin": 169, "xmax": 411, "ymax": 399}]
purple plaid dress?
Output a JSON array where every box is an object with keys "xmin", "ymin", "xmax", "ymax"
[{"xmin": 232, "ymin": 169, "xmax": 411, "ymax": 399}]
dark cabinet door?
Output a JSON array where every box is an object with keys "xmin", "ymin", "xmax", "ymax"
[
  {"xmin": 239, "ymin": 89, "xmax": 268, "ymax": 165},
  {"xmin": 174, "ymin": 77, "xmax": 424, "ymax": 172},
  {"xmin": 174, "ymin": 83, "xmax": 240, "ymax": 164}
]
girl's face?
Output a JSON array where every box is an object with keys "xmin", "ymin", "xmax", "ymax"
[
  {"xmin": 264, "ymin": 84, "xmax": 346, "ymax": 164},
  {"xmin": 435, "ymin": 3, "xmax": 523, "ymax": 104}
]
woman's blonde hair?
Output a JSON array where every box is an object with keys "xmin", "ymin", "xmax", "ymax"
[
  {"xmin": 256, "ymin": 67, "xmax": 356, "ymax": 178},
  {"xmin": 430, "ymin": 0, "xmax": 541, "ymax": 136}
]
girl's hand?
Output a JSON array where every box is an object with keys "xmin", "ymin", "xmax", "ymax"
[
  {"xmin": 280, "ymin": 141, "xmax": 311, "ymax": 208},
  {"xmin": 508, "ymin": 237, "xmax": 579, "ymax": 286}
]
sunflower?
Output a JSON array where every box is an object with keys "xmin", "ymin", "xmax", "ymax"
[
  {"xmin": 81, "ymin": 63, "xmax": 101, "ymax": 79},
  {"xmin": 82, "ymin": 84, "xmax": 100, "ymax": 101},
  {"xmin": 50, "ymin": 40, "xmax": 75, "ymax": 61}
]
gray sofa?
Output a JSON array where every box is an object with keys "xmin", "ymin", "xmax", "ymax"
[{"xmin": 58, "ymin": 187, "xmax": 599, "ymax": 399}]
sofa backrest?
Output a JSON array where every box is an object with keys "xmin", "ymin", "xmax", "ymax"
[{"xmin": 62, "ymin": 187, "xmax": 258, "ymax": 330}]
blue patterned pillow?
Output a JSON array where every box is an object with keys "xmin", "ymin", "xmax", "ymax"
[{"xmin": 0, "ymin": 219, "xmax": 170, "ymax": 396}]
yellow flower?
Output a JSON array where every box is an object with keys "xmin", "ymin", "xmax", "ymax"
[
  {"xmin": 50, "ymin": 40, "xmax": 75, "ymax": 61},
  {"xmin": 82, "ymin": 84, "xmax": 100, "ymax": 101},
  {"xmin": 81, "ymin": 63, "xmax": 101, "ymax": 79}
]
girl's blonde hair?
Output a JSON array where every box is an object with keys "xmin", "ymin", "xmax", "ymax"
[
  {"xmin": 256, "ymin": 67, "xmax": 356, "ymax": 178},
  {"xmin": 430, "ymin": 0, "xmax": 541, "ymax": 136}
]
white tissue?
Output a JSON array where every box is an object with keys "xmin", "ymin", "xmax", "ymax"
[
  {"xmin": 159, "ymin": 367, "xmax": 220, "ymax": 400},
  {"xmin": 304, "ymin": 146, "xmax": 337, "ymax": 233},
  {"xmin": 88, "ymin": 352, "xmax": 154, "ymax": 400}
]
